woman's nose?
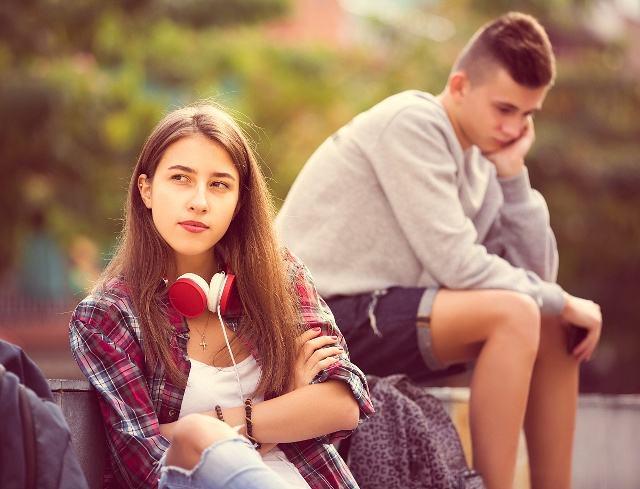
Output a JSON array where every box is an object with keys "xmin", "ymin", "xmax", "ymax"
[{"xmin": 188, "ymin": 185, "xmax": 208, "ymax": 213}]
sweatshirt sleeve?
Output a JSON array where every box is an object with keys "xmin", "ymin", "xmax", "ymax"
[
  {"xmin": 484, "ymin": 168, "xmax": 560, "ymax": 282},
  {"xmin": 366, "ymin": 105, "xmax": 565, "ymax": 315}
]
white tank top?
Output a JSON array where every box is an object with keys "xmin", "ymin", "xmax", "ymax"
[{"xmin": 179, "ymin": 356, "xmax": 311, "ymax": 488}]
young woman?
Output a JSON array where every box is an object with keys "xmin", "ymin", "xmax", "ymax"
[{"xmin": 69, "ymin": 104, "xmax": 374, "ymax": 489}]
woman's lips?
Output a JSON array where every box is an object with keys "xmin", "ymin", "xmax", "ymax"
[{"xmin": 179, "ymin": 222, "xmax": 209, "ymax": 233}]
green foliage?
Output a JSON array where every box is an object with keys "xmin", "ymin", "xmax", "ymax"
[
  {"xmin": 158, "ymin": 0, "xmax": 289, "ymax": 28},
  {"xmin": 0, "ymin": 0, "xmax": 288, "ymax": 269},
  {"xmin": 526, "ymin": 43, "xmax": 640, "ymax": 392},
  {"xmin": 1, "ymin": 0, "xmax": 638, "ymax": 391},
  {"xmin": 470, "ymin": 0, "xmax": 588, "ymax": 18}
]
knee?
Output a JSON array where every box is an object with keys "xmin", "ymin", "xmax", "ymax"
[
  {"xmin": 171, "ymin": 414, "xmax": 209, "ymax": 454},
  {"xmin": 172, "ymin": 414, "xmax": 231, "ymax": 455},
  {"xmin": 492, "ymin": 291, "xmax": 541, "ymax": 357}
]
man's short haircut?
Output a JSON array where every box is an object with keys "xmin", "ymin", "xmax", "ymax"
[{"xmin": 453, "ymin": 12, "xmax": 556, "ymax": 88}]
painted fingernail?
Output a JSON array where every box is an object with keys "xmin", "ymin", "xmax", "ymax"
[
  {"xmin": 313, "ymin": 327, "xmax": 321, "ymax": 331},
  {"xmin": 331, "ymin": 335, "xmax": 338, "ymax": 340}
]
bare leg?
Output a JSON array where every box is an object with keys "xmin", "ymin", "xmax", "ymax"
[
  {"xmin": 429, "ymin": 289, "xmax": 541, "ymax": 489},
  {"xmin": 525, "ymin": 315, "xmax": 579, "ymax": 489}
]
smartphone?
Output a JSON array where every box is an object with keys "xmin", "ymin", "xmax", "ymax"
[{"xmin": 566, "ymin": 324, "xmax": 588, "ymax": 354}]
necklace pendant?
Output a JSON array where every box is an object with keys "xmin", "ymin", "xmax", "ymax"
[{"xmin": 200, "ymin": 338, "xmax": 207, "ymax": 351}]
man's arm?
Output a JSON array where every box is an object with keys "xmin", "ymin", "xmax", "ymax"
[
  {"xmin": 483, "ymin": 170, "xmax": 560, "ymax": 281},
  {"xmin": 483, "ymin": 117, "xmax": 559, "ymax": 281},
  {"xmin": 369, "ymin": 108, "xmax": 600, "ymax": 359},
  {"xmin": 367, "ymin": 104, "xmax": 564, "ymax": 314}
]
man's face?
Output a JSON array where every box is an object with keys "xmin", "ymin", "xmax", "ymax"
[{"xmin": 455, "ymin": 68, "xmax": 548, "ymax": 154}]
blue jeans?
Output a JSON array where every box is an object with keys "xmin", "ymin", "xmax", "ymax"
[{"xmin": 159, "ymin": 437, "xmax": 287, "ymax": 489}]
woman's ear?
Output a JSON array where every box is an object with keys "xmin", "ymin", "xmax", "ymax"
[{"xmin": 138, "ymin": 174, "xmax": 152, "ymax": 209}]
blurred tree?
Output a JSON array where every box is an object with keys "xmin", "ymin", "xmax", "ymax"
[
  {"xmin": 0, "ymin": 0, "xmax": 289, "ymax": 272},
  {"xmin": 529, "ymin": 51, "xmax": 640, "ymax": 393},
  {"xmin": 1, "ymin": 0, "xmax": 638, "ymax": 392}
]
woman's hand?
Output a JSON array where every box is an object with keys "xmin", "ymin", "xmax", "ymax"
[{"xmin": 289, "ymin": 327, "xmax": 343, "ymax": 392}]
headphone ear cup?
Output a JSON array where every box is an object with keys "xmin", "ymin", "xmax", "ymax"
[
  {"xmin": 208, "ymin": 273, "xmax": 227, "ymax": 313},
  {"xmin": 208, "ymin": 273, "xmax": 240, "ymax": 316},
  {"xmin": 169, "ymin": 273, "xmax": 209, "ymax": 318},
  {"xmin": 219, "ymin": 274, "xmax": 238, "ymax": 315}
]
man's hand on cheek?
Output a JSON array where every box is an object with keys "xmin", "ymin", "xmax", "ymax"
[{"xmin": 485, "ymin": 116, "xmax": 535, "ymax": 178}]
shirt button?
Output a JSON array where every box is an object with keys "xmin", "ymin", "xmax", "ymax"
[{"xmin": 169, "ymin": 409, "xmax": 176, "ymax": 417}]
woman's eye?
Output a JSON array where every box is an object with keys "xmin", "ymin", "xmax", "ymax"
[
  {"xmin": 210, "ymin": 181, "xmax": 229, "ymax": 189},
  {"xmin": 171, "ymin": 174, "xmax": 189, "ymax": 183}
]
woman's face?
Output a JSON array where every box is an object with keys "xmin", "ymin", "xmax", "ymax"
[{"xmin": 138, "ymin": 134, "xmax": 240, "ymax": 271}]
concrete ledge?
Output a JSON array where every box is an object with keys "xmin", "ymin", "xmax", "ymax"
[
  {"xmin": 573, "ymin": 393, "xmax": 640, "ymax": 488},
  {"xmin": 428, "ymin": 387, "xmax": 640, "ymax": 489},
  {"xmin": 48, "ymin": 380, "xmax": 640, "ymax": 489},
  {"xmin": 48, "ymin": 379, "xmax": 105, "ymax": 489}
]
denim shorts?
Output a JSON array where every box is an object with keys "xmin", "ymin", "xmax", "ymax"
[{"xmin": 326, "ymin": 287, "xmax": 466, "ymax": 383}]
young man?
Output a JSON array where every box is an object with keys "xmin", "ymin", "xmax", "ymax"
[{"xmin": 276, "ymin": 11, "xmax": 602, "ymax": 489}]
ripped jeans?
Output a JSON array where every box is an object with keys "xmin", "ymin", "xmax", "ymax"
[{"xmin": 159, "ymin": 437, "xmax": 287, "ymax": 489}]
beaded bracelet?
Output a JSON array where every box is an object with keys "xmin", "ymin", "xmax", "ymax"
[
  {"xmin": 244, "ymin": 398, "xmax": 261, "ymax": 449},
  {"xmin": 214, "ymin": 405, "xmax": 224, "ymax": 422}
]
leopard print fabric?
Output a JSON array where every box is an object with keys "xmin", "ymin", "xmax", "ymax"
[{"xmin": 348, "ymin": 375, "xmax": 485, "ymax": 489}]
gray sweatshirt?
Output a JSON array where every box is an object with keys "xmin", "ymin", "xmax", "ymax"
[{"xmin": 276, "ymin": 90, "xmax": 565, "ymax": 315}]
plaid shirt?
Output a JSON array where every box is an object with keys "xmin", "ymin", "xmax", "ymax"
[{"xmin": 69, "ymin": 249, "xmax": 374, "ymax": 489}]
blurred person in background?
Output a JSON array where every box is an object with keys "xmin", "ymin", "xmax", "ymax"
[
  {"xmin": 19, "ymin": 209, "xmax": 67, "ymax": 303},
  {"xmin": 67, "ymin": 235, "xmax": 101, "ymax": 296}
]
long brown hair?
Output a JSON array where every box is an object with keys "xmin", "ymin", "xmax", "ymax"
[{"xmin": 97, "ymin": 104, "xmax": 301, "ymax": 395}]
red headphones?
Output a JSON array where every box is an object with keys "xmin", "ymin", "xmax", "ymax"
[{"xmin": 168, "ymin": 272, "xmax": 241, "ymax": 318}]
